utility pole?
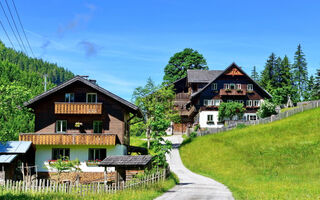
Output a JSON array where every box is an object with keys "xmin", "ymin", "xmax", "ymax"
[{"xmin": 44, "ymin": 74, "xmax": 47, "ymax": 92}]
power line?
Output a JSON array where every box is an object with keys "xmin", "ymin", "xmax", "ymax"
[
  {"xmin": 10, "ymin": 0, "xmax": 34, "ymax": 57},
  {"xmin": 0, "ymin": 19, "xmax": 15, "ymax": 50},
  {"xmin": 0, "ymin": 0, "xmax": 23, "ymax": 51},
  {"xmin": 4, "ymin": 0, "xmax": 28, "ymax": 54}
]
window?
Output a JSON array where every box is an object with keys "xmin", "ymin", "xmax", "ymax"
[
  {"xmin": 224, "ymin": 84, "xmax": 230, "ymax": 89},
  {"xmin": 246, "ymin": 100, "xmax": 252, "ymax": 107},
  {"xmin": 230, "ymin": 83, "xmax": 236, "ymax": 90},
  {"xmin": 204, "ymin": 99, "xmax": 214, "ymax": 106},
  {"xmin": 93, "ymin": 121, "xmax": 102, "ymax": 133},
  {"xmin": 237, "ymin": 84, "xmax": 241, "ymax": 89},
  {"xmin": 214, "ymin": 99, "xmax": 221, "ymax": 106},
  {"xmin": 253, "ymin": 100, "xmax": 260, "ymax": 107},
  {"xmin": 247, "ymin": 84, "xmax": 253, "ymax": 90},
  {"xmin": 65, "ymin": 93, "xmax": 74, "ymax": 102},
  {"xmin": 235, "ymin": 100, "xmax": 244, "ymax": 105},
  {"xmin": 87, "ymin": 93, "xmax": 97, "ymax": 103},
  {"xmin": 250, "ymin": 115, "xmax": 257, "ymax": 121},
  {"xmin": 227, "ymin": 100, "xmax": 233, "ymax": 103},
  {"xmin": 52, "ymin": 148, "xmax": 70, "ymax": 160},
  {"xmin": 56, "ymin": 120, "xmax": 67, "ymax": 133},
  {"xmin": 207, "ymin": 115, "xmax": 214, "ymax": 122},
  {"xmin": 88, "ymin": 148, "xmax": 106, "ymax": 161},
  {"xmin": 211, "ymin": 83, "xmax": 217, "ymax": 90}
]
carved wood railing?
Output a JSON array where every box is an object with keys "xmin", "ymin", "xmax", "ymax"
[
  {"xmin": 19, "ymin": 133, "xmax": 116, "ymax": 145},
  {"xmin": 54, "ymin": 102, "xmax": 102, "ymax": 114}
]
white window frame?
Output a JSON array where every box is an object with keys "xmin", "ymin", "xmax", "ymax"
[
  {"xmin": 207, "ymin": 115, "xmax": 214, "ymax": 122},
  {"xmin": 227, "ymin": 100, "xmax": 233, "ymax": 103},
  {"xmin": 247, "ymin": 84, "xmax": 253, "ymax": 91},
  {"xmin": 86, "ymin": 93, "xmax": 97, "ymax": 103},
  {"xmin": 230, "ymin": 83, "xmax": 236, "ymax": 90},
  {"xmin": 214, "ymin": 99, "xmax": 221, "ymax": 106},
  {"xmin": 56, "ymin": 120, "xmax": 67, "ymax": 133},
  {"xmin": 211, "ymin": 83, "xmax": 217, "ymax": 90},
  {"xmin": 237, "ymin": 84, "xmax": 241, "ymax": 89},
  {"xmin": 246, "ymin": 100, "xmax": 253, "ymax": 107},
  {"xmin": 65, "ymin": 93, "xmax": 74, "ymax": 102},
  {"xmin": 224, "ymin": 84, "xmax": 230, "ymax": 89},
  {"xmin": 253, "ymin": 100, "xmax": 260, "ymax": 107}
]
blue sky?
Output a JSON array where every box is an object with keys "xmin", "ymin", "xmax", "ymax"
[{"xmin": 1, "ymin": 0, "xmax": 319, "ymax": 100}]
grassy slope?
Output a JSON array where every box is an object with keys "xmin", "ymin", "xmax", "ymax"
[
  {"xmin": 0, "ymin": 173, "xmax": 178, "ymax": 200},
  {"xmin": 180, "ymin": 108, "xmax": 320, "ymax": 200}
]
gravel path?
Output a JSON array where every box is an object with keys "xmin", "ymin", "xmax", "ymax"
[{"xmin": 155, "ymin": 135, "xmax": 234, "ymax": 200}]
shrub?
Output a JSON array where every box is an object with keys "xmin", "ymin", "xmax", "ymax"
[
  {"xmin": 218, "ymin": 102, "xmax": 246, "ymax": 121},
  {"xmin": 257, "ymin": 100, "xmax": 277, "ymax": 118},
  {"xmin": 189, "ymin": 131, "xmax": 197, "ymax": 138}
]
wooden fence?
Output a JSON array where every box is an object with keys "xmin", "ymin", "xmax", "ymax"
[
  {"xmin": 198, "ymin": 100, "xmax": 320, "ymax": 136},
  {"xmin": 0, "ymin": 169, "xmax": 167, "ymax": 195}
]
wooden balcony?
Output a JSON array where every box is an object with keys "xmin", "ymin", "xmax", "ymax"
[
  {"xmin": 19, "ymin": 133, "xmax": 116, "ymax": 146},
  {"xmin": 54, "ymin": 102, "xmax": 102, "ymax": 114},
  {"xmin": 220, "ymin": 89, "xmax": 247, "ymax": 96},
  {"xmin": 179, "ymin": 106, "xmax": 196, "ymax": 116}
]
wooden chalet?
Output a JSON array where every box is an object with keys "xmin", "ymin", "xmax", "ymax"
[
  {"xmin": 19, "ymin": 76, "xmax": 143, "ymax": 183},
  {"xmin": 172, "ymin": 63, "xmax": 272, "ymax": 134}
]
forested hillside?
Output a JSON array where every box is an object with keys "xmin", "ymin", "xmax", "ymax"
[{"xmin": 0, "ymin": 41, "xmax": 74, "ymax": 141}]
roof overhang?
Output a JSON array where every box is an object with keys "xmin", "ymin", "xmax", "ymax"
[
  {"xmin": 99, "ymin": 155, "xmax": 152, "ymax": 168},
  {"xmin": 0, "ymin": 154, "xmax": 17, "ymax": 164}
]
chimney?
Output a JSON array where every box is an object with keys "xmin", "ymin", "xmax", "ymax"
[{"xmin": 89, "ymin": 79, "xmax": 97, "ymax": 85}]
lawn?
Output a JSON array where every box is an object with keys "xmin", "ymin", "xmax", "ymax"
[
  {"xmin": 180, "ymin": 107, "xmax": 320, "ymax": 200},
  {"xmin": 0, "ymin": 173, "xmax": 178, "ymax": 200}
]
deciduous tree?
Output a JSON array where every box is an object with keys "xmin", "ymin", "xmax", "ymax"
[{"xmin": 163, "ymin": 48, "xmax": 208, "ymax": 84}]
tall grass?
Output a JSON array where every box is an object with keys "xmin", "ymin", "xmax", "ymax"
[
  {"xmin": 0, "ymin": 173, "xmax": 178, "ymax": 200},
  {"xmin": 180, "ymin": 108, "xmax": 320, "ymax": 200}
]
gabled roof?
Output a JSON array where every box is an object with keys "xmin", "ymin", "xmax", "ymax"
[
  {"xmin": 0, "ymin": 141, "xmax": 32, "ymax": 154},
  {"xmin": 99, "ymin": 155, "xmax": 152, "ymax": 167},
  {"xmin": 0, "ymin": 154, "xmax": 17, "ymax": 163},
  {"xmin": 191, "ymin": 62, "xmax": 272, "ymax": 99},
  {"xmin": 187, "ymin": 70, "xmax": 223, "ymax": 83},
  {"xmin": 24, "ymin": 76, "xmax": 142, "ymax": 117}
]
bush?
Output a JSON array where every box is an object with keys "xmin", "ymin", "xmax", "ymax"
[
  {"xmin": 218, "ymin": 102, "xmax": 246, "ymax": 121},
  {"xmin": 236, "ymin": 123, "xmax": 247, "ymax": 129},
  {"xmin": 189, "ymin": 131, "xmax": 197, "ymax": 138},
  {"xmin": 257, "ymin": 100, "xmax": 277, "ymax": 118}
]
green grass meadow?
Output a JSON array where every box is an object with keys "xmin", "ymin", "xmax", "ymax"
[
  {"xmin": 180, "ymin": 107, "xmax": 320, "ymax": 199},
  {"xmin": 0, "ymin": 173, "xmax": 178, "ymax": 200}
]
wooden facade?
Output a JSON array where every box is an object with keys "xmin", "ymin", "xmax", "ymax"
[
  {"xmin": 172, "ymin": 63, "xmax": 272, "ymax": 132},
  {"xmin": 19, "ymin": 133, "xmax": 116, "ymax": 146}
]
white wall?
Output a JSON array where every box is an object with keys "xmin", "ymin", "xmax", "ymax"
[
  {"xmin": 199, "ymin": 111, "xmax": 224, "ymax": 128},
  {"xmin": 36, "ymin": 145, "xmax": 126, "ymax": 172}
]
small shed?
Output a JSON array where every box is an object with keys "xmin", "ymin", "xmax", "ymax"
[
  {"xmin": 0, "ymin": 141, "xmax": 35, "ymax": 182},
  {"xmin": 99, "ymin": 155, "xmax": 152, "ymax": 184}
]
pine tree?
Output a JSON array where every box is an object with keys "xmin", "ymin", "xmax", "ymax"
[
  {"xmin": 251, "ymin": 66, "xmax": 259, "ymax": 81},
  {"xmin": 314, "ymin": 69, "xmax": 320, "ymax": 99},
  {"xmin": 273, "ymin": 57, "xmax": 282, "ymax": 88},
  {"xmin": 293, "ymin": 44, "xmax": 308, "ymax": 101},
  {"xmin": 279, "ymin": 55, "xmax": 293, "ymax": 87},
  {"xmin": 260, "ymin": 53, "xmax": 277, "ymax": 89}
]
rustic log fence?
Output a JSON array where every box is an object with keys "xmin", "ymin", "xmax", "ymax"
[
  {"xmin": 197, "ymin": 100, "xmax": 320, "ymax": 136},
  {"xmin": 0, "ymin": 169, "xmax": 167, "ymax": 195}
]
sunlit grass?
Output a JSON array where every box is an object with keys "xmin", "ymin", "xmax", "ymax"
[{"xmin": 180, "ymin": 107, "xmax": 320, "ymax": 200}]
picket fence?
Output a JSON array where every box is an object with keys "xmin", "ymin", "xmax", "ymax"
[
  {"xmin": 0, "ymin": 169, "xmax": 167, "ymax": 195},
  {"xmin": 198, "ymin": 100, "xmax": 320, "ymax": 136}
]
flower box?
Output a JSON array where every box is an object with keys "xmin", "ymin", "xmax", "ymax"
[
  {"xmin": 86, "ymin": 160, "xmax": 102, "ymax": 167},
  {"xmin": 236, "ymin": 89, "xmax": 243, "ymax": 93},
  {"xmin": 247, "ymin": 90, "xmax": 254, "ymax": 94},
  {"xmin": 225, "ymin": 89, "xmax": 232, "ymax": 93}
]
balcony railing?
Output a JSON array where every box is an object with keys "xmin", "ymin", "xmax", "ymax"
[
  {"xmin": 19, "ymin": 133, "xmax": 116, "ymax": 145},
  {"xmin": 220, "ymin": 89, "xmax": 247, "ymax": 96},
  {"xmin": 54, "ymin": 102, "xmax": 102, "ymax": 114}
]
